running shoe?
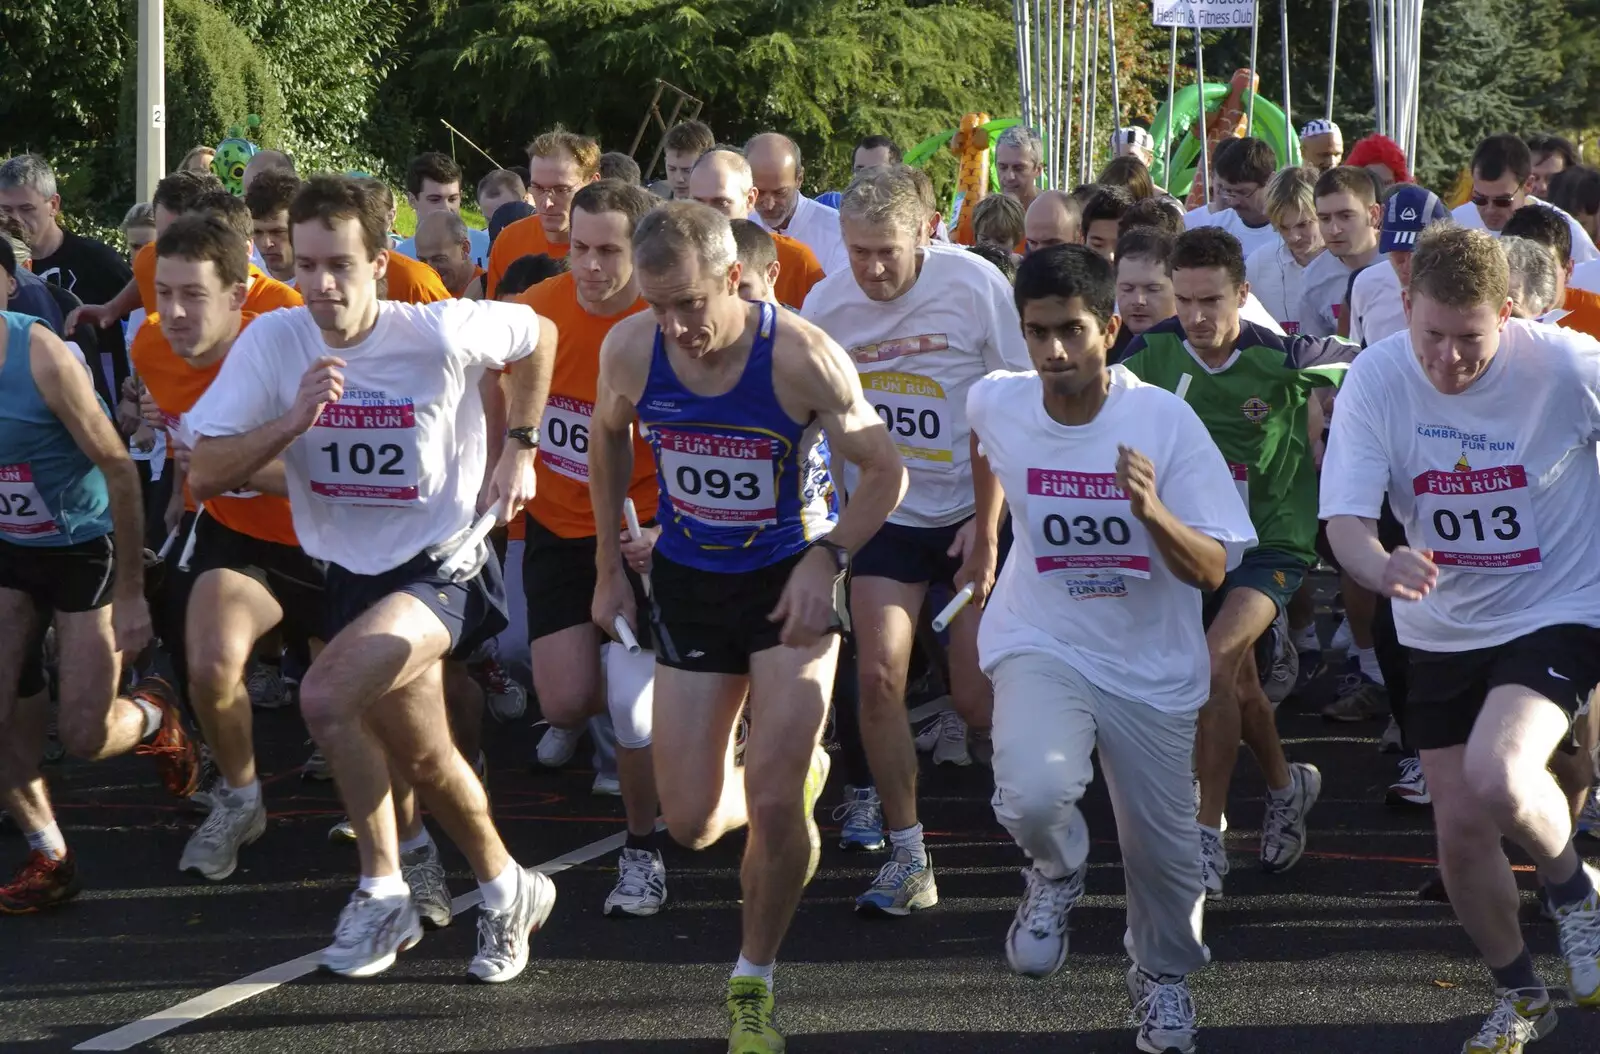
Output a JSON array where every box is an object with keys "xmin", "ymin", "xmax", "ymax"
[
  {"xmin": 1386, "ymin": 756, "xmax": 1430, "ymax": 807},
  {"xmin": 833, "ymin": 785, "xmax": 885, "ymax": 851},
  {"xmin": 856, "ymin": 847, "xmax": 937, "ymax": 917},
  {"xmin": 1321, "ymin": 668, "xmax": 1389, "ymax": 722},
  {"xmin": 534, "ymin": 725, "xmax": 581, "ymax": 768},
  {"xmin": 474, "ymin": 650, "xmax": 527, "ymax": 721},
  {"xmin": 1260, "ymin": 762, "xmax": 1321, "ymax": 873},
  {"xmin": 912, "ymin": 711, "xmax": 947, "ymax": 754},
  {"xmin": 1200, "ymin": 826, "xmax": 1228, "ymax": 900},
  {"xmin": 1328, "ymin": 616, "xmax": 1353, "ymax": 654},
  {"xmin": 1127, "ymin": 965, "xmax": 1198, "ymax": 1054},
  {"xmin": 1461, "ymin": 987, "xmax": 1556, "ymax": 1052},
  {"xmin": 0, "ymin": 850, "xmax": 79, "ymax": 914},
  {"xmin": 1577, "ymin": 788, "xmax": 1600, "ymax": 839},
  {"xmin": 603, "ymin": 847, "xmax": 667, "ymax": 917},
  {"xmin": 469, "ymin": 867, "xmax": 557, "ymax": 983},
  {"xmin": 1004, "ymin": 861, "xmax": 1085, "ymax": 978},
  {"xmin": 802, "ymin": 744, "xmax": 831, "ymax": 885},
  {"xmin": 591, "ymin": 772, "xmax": 622, "ymax": 796},
  {"xmin": 179, "ymin": 785, "xmax": 266, "ymax": 881},
  {"xmin": 932, "ymin": 711, "xmax": 971, "ymax": 767},
  {"xmin": 246, "ymin": 660, "xmax": 290, "ymax": 710},
  {"xmin": 1261, "ymin": 613, "xmax": 1298, "ymax": 708},
  {"xmin": 328, "ymin": 817, "xmax": 357, "ymax": 844},
  {"xmin": 188, "ymin": 745, "xmax": 221, "ymax": 812},
  {"xmin": 1379, "ymin": 715, "xmax": 1405, "ymax": 753},
  {"xmin": 726, "ymin": 975, "xmax": 783, "ymax": 1053},
  {"xmin": 132, "ymin": 677, "xmax": 201, "ymax": 797},
  {"xmin": 1292, "ymin": 646, "xmax": 1326, "ymax": 697},
  {"xmin": 1553, "ymin": 863, "xmax": 1600, "ymax": 1006},
  {"xmin": 319, "ymin": 890, "xmax": 422, "ymax": 978},
  {"xmin": 301, "ymin": 741, "xmax": 333, "ymax": 781},
  {"xmin": 402, "ymin": 842, "xmax": 453, "ymax": 929}
]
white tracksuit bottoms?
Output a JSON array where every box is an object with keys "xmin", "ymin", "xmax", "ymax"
[{"xmin": 990, "ymin": 650, "xmax": 1209, "ymax": 979}]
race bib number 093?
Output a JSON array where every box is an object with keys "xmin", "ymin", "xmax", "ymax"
[
  {"xmin": 306, "ymin": 395, "xmax": 421, "ymax": 507},
  {"xmin": 1026, "ymin": 468, "xmax": 1151, "ymax": 579},
  {"xmin": 656, "ymin": 429, "xmax": 777, "ymax": 526},
  {"xmin": 1412, "ymin": 465, "xmax": 1541, "ymax": 573}
]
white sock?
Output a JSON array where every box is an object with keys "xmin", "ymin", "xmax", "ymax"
[
  {"xmin": 1355, "ymin": 646, "xmax": 1385, "ymax": 685},
  {"xmin": 1293, "ymin": 624, "xmax": 1319, "ymax": 652},
  {"xmin": 479, "ymin": 859, "xmax": 522, "ymax": 911},
  {"xmin": 732, "ymin": 954, "xmax": 775, "ymax": 988},
  {"xmin": 888, "ymin": 823, "xmax": 927, "ymax": 866},
  {"xmin": 399, "ymin": 826, "xmax": 434, "ymax": 855},
  {"xmin": 224, "ymin": 779, "xmax": 261, "ymax": 806},
  {"xmin": 1197, "ymin": 822, "xmax": 1223, "ymax": 838},
  {"xmin": 133, "ymin": 698, "xmax": 163, "ymax": 741},
  {"xmin": 1268, "ymin": 778, "xmax": 1296, "ymax": 800},
  {"xmin": 358, "ymin": 872, "xmax": 408, "ymax": 899},
  {"xmin": 25, "ymin": 822, "xmax": 67, "ymax": 860}
]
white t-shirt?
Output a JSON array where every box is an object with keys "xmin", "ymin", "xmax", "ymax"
[
  {"xmin": 753, "ymin": 194, "xmax": 849, "ymax": 276},
  {"xmin": 1246, "ymin": 241, "xmax": 1314, "ymax": 333},
  {"xmin": 187, "ymin": 300, "xmax": 541, "ymax": 575},
  {"xmin": 971, "ymin": 368, "xmax": 1257, "ymax": 713},
  {"xmin": 1452, "ymin": 196, "xmax": 1599, "ymax": 265},
  {"xmin": 1319, "ymin": 320, "xmax": 1600, "ymax": 652},
  {"xmin": 803, "ymin": 247, "xmax": 1029, "ymax": 528},
  {"xmin": 1347, "ymin": 262, "xmax": 1407, "ymax": 346},
  {"xmin": 1240, "ymin": 292, "xmax": 1287, "ymax": 336},
  {"xmin": 1186, "ymin": 207, "xmax": 1283, "ymax": 259},
  {"xmin": 1298, "ymin": 250, "xmax": 1380, "ymax": 337},
  {"xmin": 1564, "ymin": 259, "xmax": 1600, "ymax": 296},
  {"xmin": 395, "ymin": 228, "xmax": 492, "ymax": 272}
]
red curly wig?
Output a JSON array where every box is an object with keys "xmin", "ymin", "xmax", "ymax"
[{"xmin": 1346, "ymin": 135, "xmax": 1411, "ymax": 185}]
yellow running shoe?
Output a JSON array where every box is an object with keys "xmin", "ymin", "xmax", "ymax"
[
  {"xmin": 1461, "ymin": 987, "xmax": 1556, "ymax": 1053},
  {"xmin": 726, "ymin": 975, "xmax": 784, "ymax": 1053},
  {"xmin": 802, "ymin": 744, "xmax": 831, "ymax": 885}
]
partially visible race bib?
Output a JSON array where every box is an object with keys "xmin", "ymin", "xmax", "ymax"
[
  {"xmin": 1413, "ymin": 464, "xmax": 1541, "ymax": 573},
  {"xmin": 0, "ymin": 463, "xmax": 60, "ymax": 539},
  {"xmin": 171, "ymin": 414, "xmax": 258, "ymax": 499},
  {"xmin": 864, "ymin": 371, "xmax": 953, "ymax": 464},
  {"xmin": 1228, "ymin": 461, "xmax": 1250, "ymax": 510},
  {"xmin": 656, "ymin": 428, "xmax": 776, "ymax": 526},
  {"xmin": 1025, "ymin": 468, "xmax": 1151, "ymax": 579},
  {"xmin": 539, "ymin": 395, "xmax": 592, "ymax": 483},
  {"xmin": 305, "ymin": 393, "xmax": 421, "ymax": 507}
]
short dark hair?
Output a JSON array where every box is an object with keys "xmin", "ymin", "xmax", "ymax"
[
  {"xmin": 406, "ymin": 152, "xmax": 463, "ymax": 196},
  {"xmin": 1014, "ymin": 244, "xmax": 1116, "ymax": 327},
  {"xmin": 477, "ymin": 168, "xmax": 526, "ymax": 201},
  {"xmin": 153, "ymin": 169, "xmax": 225, "ymax": 215},
  {"xmin": 156, "ymin": 214, "xmax": 249, "ymax": 287},
  {"xmin": 1115, "ymin": 226, "xmax": 1175, "ymax": 270},
  {"xmin": 1171, "ymin": 227, "xmax": 1247, "ymax": 288},
  {"xmin": 855, "ymin": 135, "xmax": 904, "ymax": 164},
  {"xmin": 1214, "ymin": 136, "xmax": 1276, "ymax": 185},
  {"xmin": 498, "ymin": 253, "xmax": 569, "ymax": 297},
  {"xmin": 1314, "ymin": 165, "xmax": 1380, "ymax": 207},
  {"xmin": 967, "ymin": 242, "xmax": 1018, "ymax": 283},
  {"xmin": 1095, "ymin": 155, "xmax": 1157, "ymax": 201},
  {"xmin": 1067, "ymin": 182, "xmax": 1105, "ymax": 210},
  {"xmin": 1082, "ymin": 186, "xmax": 1135, "ymax": 228},
  {"xmin": 663, "ymin": 120, "xmax": 716, "ymax": 157},
  {"xmin": 1119, "ymin": 196, "xmax": 1185, "ymax": 238},
  {"xmin": 244, "ymin": 170, "xmax": 301, "ymax": 220},
  {"xmin": 599, "ymin": 152, "xmax": 642, "ymax": 185},
  {"xmin": 1549, "ymin": 165, "xmax": 1600, "ymax": 220},
  {"xmin": 1501, "ymin": 203, "xmax": 1573, "ymax": 266},
  {"xmin": 572, "ymin": 179, "xmax": 658, "ymax": 237},
  {"xmin": 0, "ymin": 235, "xmax": 14, "ymax": 278},
  {"xmin": 730, "ymin": 218, "xmax": 778, "ymax": 273},
  {"xmin": 1526, "ymin": 134, "xmax": 1577, "ymax": 170},
  {"xmin": 1471, "ymin": 134, "xmax": 1533, "ymax": 184},
  {"xmin": 290, "ymin": 175, "xmax": 390, "ymax": 261},
  {"xmin": 193, "ymin": 189, "xmax": 253, "ymax": 242}
]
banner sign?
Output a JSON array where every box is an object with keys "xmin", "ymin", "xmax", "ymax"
[{"xmin": 1153, "ymin": 0, "xmax": 1257, "ymax": 28}]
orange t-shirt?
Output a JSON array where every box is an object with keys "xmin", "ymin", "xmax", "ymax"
[
  {"xmin": 772, "ymin": 232, "xmax": 825, "ymax": 310},
  {"xmin": 454, "ymin": 265, "xmax": 486, "ymax": 299},
  {"xmin": 132, "ymin": 312, "xmax": 299, "ymax": 546},
  {"xmin": 487, "ymin": 218, "xmax": 571, "ymax": 299},
  {"xmin": 515, "ymin": 272, "xmax": 658, "ymax": 539},
  {"xmin": 1560, "ymin": 286, "xmax": 1600, "ymax": 340},
  {"xmin": 134, "ymin": 243, "xmax": 158, "ymax": 312},
  {"xmin": 383, "ymin": 249, "xmax": 451, "ymax": 304}
]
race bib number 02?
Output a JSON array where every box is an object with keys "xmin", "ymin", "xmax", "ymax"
[
  {"xmin": 0, "ymin": 463, "xmax": 60, "ymax": 539},
  {"xmin": 539, "ymin": 394, "xmax": 591, "ymax": 482},
  {"xmin": 1026, "ymin": 469, "xmax": 1151, "ymax": 579},
  {"xmin": 656, "ymin": 429, "xmax": 776, "ymax": 526},
  {"xmin": 1412, "ymin": 465, "xmax": 1541, "ymax": 573},
  {"xmin": 306, "ymin": 395, "xmax": 421, "ymax": 507},
  {"xmin": 864, "ymin": 371, "xmax": 952, "ymax": 464}
]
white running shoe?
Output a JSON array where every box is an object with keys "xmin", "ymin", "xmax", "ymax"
[
  {"xmin": 932, "ymin": 711, "xmax": 971, "ymax": 767},
  {"xmin": 401, "ymin": 842, "xmax": 452, "ymax": 929},
  {"xmin": 913, "ymin": 710, "xmax": 948, "ymax": 753},
  {"xmin": 603, "ymin": 847, "xmax": 667, "ymax": 917},
  {"xmin": 476, "ymin": 652, "xmax": 527, "ymax": 721},
  {"xmin": 1553, "ymin": 863, "xmax": 1600, "ymax": 1006},
  {"xmin": 469, "ymin": 868, "xmax": 557, "ymax": 983},
  {"xmin": 535, "ymin": 725, "xmax": 582, "ymax": 768},
  {"xmin": 1261, "ymin": 613, "xmax": 1298, "ymax": 709},
  {"xmin": 1004, "ymin": 862, "xmax": 1086, "ymax": 978},
  {"xmin": 591, "ymin": 772, "xmax": 622, "ymax": 796},
  {"xmin": 301, "ymin": 742, "xmax": 333, "ymax": 781},
  {"xmin": 178, "ymin": 786, "xmax": 266, "ymax": 881},
  {"xmin": 1200, "ymin": 826, "xmax": 1228, "ymax": 900},
  {"xmin": 1577, "ymin": 787, "xmax": 1600, "ymax": 839},
  {"xmin": 1260, "ymin": 762, "xmax": 1321, "ymax": 873},
  {"xmin": 320, "ymin": 890, "xmax": 423, "ymax": 978},
  {"xmin": 1386, "ymin": 756, "xmax": 1430, "ymax": 807},
  {"xmin": 1127, "ymin": 965, "xmax": 1198, "ymax": 1054},
  {"xmin": 1379, "ymin": 716, "xmax": 1404, "ymax": 754}
]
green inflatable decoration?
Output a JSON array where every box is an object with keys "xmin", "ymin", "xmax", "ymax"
[
  {"xmin": 212, "ymin": 114, "xmax": 262, "ymax": 196},
  {"xmin": 1149, "ymin": 85, "xmax": 1300, "ymax": 196}
]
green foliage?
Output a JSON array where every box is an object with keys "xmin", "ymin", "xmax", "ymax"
[{"xmin": 156, "ymin": 0, "xmax": 286, "ymax": 163}]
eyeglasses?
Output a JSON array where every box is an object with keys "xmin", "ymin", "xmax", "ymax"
[
  {"xmin": 1471, "ymin": 192, "xmax": 1519, "ymax": 208},
  {"xmin": 530, "ymin": 183, "xmax": 576, "ymax": 200}
]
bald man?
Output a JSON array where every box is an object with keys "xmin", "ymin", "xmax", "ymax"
[
  {"xmin": 691, "ymin": 149, "xmax": 827, "ymax": 309},
  {"xmin": 413, "ymin": 210, "xmax": 483, "ymax": 298},
  {"xmin": 1023, "ymin": 190, "xmax": 1081, "ymax": 254},
  {"xmin": 240, "ymin": 150, "xmax": 295, "ymax": 194},
  {"xmin": 745, "ymin": 132, "xmax": 849, "ymax": 274}
]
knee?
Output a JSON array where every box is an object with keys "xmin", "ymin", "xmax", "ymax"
[
  {"xmin": 186, "ymin": 641, "xmax": 246, "ymax": 703},
  {"xmin": 993, "ymin": 764, "xmax": 1080, "ymax": 832},
  {"xmin": 661, "ymin": 802, "xmax": 719, "ymax": 850},
  {"xmin": 1462, "ymin": 758, "xmax": 1522, "ymax": 820},
  {"xmin": 296, "ymin": 675, "xmax": 347, "ymax": 738},
  {"xmin": 856, "ymin": 655, "xmax": 906, "ymax": 714},
  {"xmin": 536, "ymin": 683, "xmax": 597, "ymax": 730},
  {"xmin": 395, "ymin": 746, "xmax": 455, "ymax": 790}
]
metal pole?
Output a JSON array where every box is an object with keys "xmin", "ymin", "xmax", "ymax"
[
  {"xmin": 1106, "ymin": 0, "xmax": 1123, "ymax": 139},
  {"xmin": 1047, "ymin": 0, "xmax": 1059, "ymax": 188},
  {"xmin": 1409, "ymin": 0, "xmax": 1425, "ymax": 166},
  {"xmin": 1246, "ymin": 0, "xmax": 1260, "ymax": 133},
  {"xmin": 136, "ymin": 0, "xmax": 166, "ymax": 200},
  {"xmin": 1326, "ymin": 0, "xmax": 1339, "ymax": 123},
  {"xmin": 1386, "ymin": 0, "xmax": 1398, "ymax": 137},
  {"xmin": 1056, "ymin": 0, "xmax": 1071, "ymax": 187},
  {"xmin": 1016, "ymin": 0, "xmax": 1033, "ymax": 131},
  {"xmin": 1078, "ymin": 0, "xmax": 1094, "ymax": 183},
  {"xmin": 1164, "ymin": 26, "xmax": 1177, "ymax": 190},
  {"xmin": 1033, "ymin": 0, "xmax": 1046, "ymax": 135},
  {"xmin": 1013, "ymin": 0, "xmax": 1028, "ymax": 126},
  {"xmin": 1086, "ymin": 0, "xmax": 1101, "ymax": 181},
  {"xmin": 1063, "ymin": 0, "xmax": 1081, "ymax": 188},
  {"xmin": 1279, "ymin": 0, "xmax": 1292, "ymax": 144},
  {"xmin": 1368, "ymin": 0, "xmax": 1384, "ymax": 136},
  {"xmin": 1195, "ymin": 27, "xmax": 1209, "ymax": 207}
]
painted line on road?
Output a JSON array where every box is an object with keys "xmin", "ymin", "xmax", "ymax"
[{"xmin": 73, "ymin": 828, "xmax": 632, "ymax": 1052}]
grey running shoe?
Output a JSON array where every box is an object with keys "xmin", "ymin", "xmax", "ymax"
[
  {"xmin": 1260, "ymin": 762, "xmax": 1322, "ymax": 873},
  {"xmin": 1200, "ymin": 826, "xmax": 1228, "ymax": 900},
  {"xmin": 469, "ymin": 867, "xmax": 557, "ymax": 983},
  {"xmin": 402, "ymin": 842, "xmax": 452, "ymax": 929},
  {"xmin": 603, "ymin": 847, "xmax": 667, "ymax": 917},
  {"xmin": 178, "ymin": 785, "xmax": 266, "ymax": 881},
  {"xmin": 1004, "ymin": 861, "xmax": 1085, "ymax": 978},
  {"xmin": 246, "ymin": 660, "xmax": 290, "ymax": 710},
  {"xmin": 320, "ymin": 890, "xmax": 422, "ymax": 978},
  {"xmin": 1127, "ymin": 965, "xmax": 1198, "ymax": 1054}
]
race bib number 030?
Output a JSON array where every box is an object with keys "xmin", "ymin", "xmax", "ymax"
[
  {"xmin": 540, "ymin": 394, "xmax": 591, "ymax": 483},
  {"xmin": 306, "ymin": 395, "xmax": 421, "ymax": 507},
  {"xmin": 0, "ymin": 463, "xmax": 60, "ymax": 539},
  {"xmin": 864, "ymin": 371, "xmax": 952, "ymax": 464},
  {"xmin": 656, "ymin": 429, "xmax": 776, "ymax": 526},
  {"xmin": 1412, "ymin": 465, "xmax": 1541, "ymax": 573},
  {"xmin": 1026, "ymin": 468, "xmax": 1151, "ymax": 579}
]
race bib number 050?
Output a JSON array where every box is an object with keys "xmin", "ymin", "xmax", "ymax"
[
  {"xmin": 1026, "ymin": 468, "xmax": 1151, "ymax": 579},
  {"xmin": 306, "ymin": 395, "xmax": 421, "ymax": 507},
  {"xmin": 864, "ymin": 371, "xmax": 952, "ymax": 464},
  {"xmin": 539, "ymin": 394, "xmax": 592, "ymax": 483},
  {"xmin": 656, "ymin": 429, "xmax": 776, "ymax": 526},
  {"xmin": 1412, "ymin": 465, "xmax": 1541, "ymax": 573},
  {"xmin": 0, "ymin": 463, "xmax": 60, "ymax": 539}
]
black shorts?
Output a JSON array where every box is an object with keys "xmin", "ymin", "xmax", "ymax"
[
  {"xmin": 187, "ymin": 516, "xmax": 328, "ymax": 642},
  {"xmin": 522, "ymin": 517, "xmax": 651, "ymax": 646},
  {"xmin": 1203, "ymin": 547, "xmax": 1309, "ymax": 622},
  {"xmin": 1406, "ymin": 623, "xmax": 1600, "ymax": 753},
  {"xmin": 852, "ymin": 517, "xmax": 1016, "ymax": 587},
  {"xmin": 0, "ymin": 534, "xmax": 114, "ymax": 613},
  {"xmin": 325, "ymin": 548, "xmax": 509, "ymax": 662},
  {"xmin": 651, "ymin": 549, "xmax": 842, "ymax": 675}
]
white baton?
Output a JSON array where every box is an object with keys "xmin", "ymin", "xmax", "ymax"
[
  {"xmin": 439, "ymin": 510, "xmax": 498, "ymax": 579},
  {"xmin": 613, "ymin": 615, "xmax": 642, "ymax": 655},
  {"xmin": 623, "ymin": 497, "xmax": 652, "ymax": 598},
  {"xmin": 931, "ymin": 583, "xmax": 976, "ymax": 632}
]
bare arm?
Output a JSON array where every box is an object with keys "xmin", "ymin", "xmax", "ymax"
[
  {"xmin": 69, "ymin": 277, "xmax": 142, "ymax": 330},
  {"xmin": 501, "ymin": 315, "xmax": 557, "ymax": 434},
  {"xmin": 191, "ymin": 354, "xmax": 347, "ymax": 503},
  {"xmin": 1115, "ymin": 444, "xmax": 1227, "ymax": 592},
  {"xmin": 970, "ymin": 431, "xmax": 1005, "ymax": 550},
  {"xmin": 591, "ymin": 321, "xmax": 651, "ymax": 576}
]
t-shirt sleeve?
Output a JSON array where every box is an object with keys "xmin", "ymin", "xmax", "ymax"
[
  {"xmin": 187, "ymin": 321, "xmax": 290, "ymax": 438},
  {"xmin": 443, "ymin": 299, "xmax": 541, "ymax": 370},
  {"xmin": 1157, "ymin": 399, "xmax": 1258, "ymax": 564},
  {"xmin": 1287, "ymin": 333, "xmax": 1358, "ymax": 384},
  {"xmin": 1318, "ymin": 353, "xmax": 1391, "ymax": 519},
  {"xmin": 980, "ymin": 275, "xmax": 1030, "ymax": 372}
]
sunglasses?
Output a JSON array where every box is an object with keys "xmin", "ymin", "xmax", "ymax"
[{"xmin": 1470, "ymin": 192, "xmax": 1519, "ymax": 208}]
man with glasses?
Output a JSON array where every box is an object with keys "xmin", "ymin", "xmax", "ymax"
[
  {"xmin": 1184, "ymin": 137, "xmax": 1282, "ymax": 258},
  {"xmin": 1451, "ymin": 134, "xmax": 1598, "ymax": 264},
  {"xmin": 486, "ymin": 128, "xmax": 601, "ymax": 297},
  {"xmin": 745, "ymin": 133, "xmax": 849, "ymax": 276}
]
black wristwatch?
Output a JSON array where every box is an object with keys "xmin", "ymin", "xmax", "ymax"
[
  {"xmin": 507, "ymin": 425, "xmax": 540, "ymax": 449},
  {"xmin": 812, "ymin": 537, "xmax": 850, "ymax": 573}
]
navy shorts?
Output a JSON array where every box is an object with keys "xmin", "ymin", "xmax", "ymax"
[
  {"xmin": 852, "ymin": 517, "xmax": 1015, "ymax": 587},
  {"xmin": 325, "ymin": 548, "xmax": 509, "ymax": 662}
]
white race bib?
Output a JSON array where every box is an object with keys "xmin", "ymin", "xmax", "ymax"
[
  {"xmin": 864, "ymin": 371, "xmax": 952, "ymax": 464},
  {"xmin": 1026, "ymin": 468, "xmax": 1151, "ymax": 579},
  {"xmin": 306, "ymin": 395, "xmax": 421, "ymax": 507},
  {"xmin": 656, "ymin": 429, "xmax": 776, "ymax": 526},
  {"xmin": 0, "ymin": 463, "xmax": 60, "ymax": 539},
  {"xmin": 539, "ymin": 395, "xmax": 591, "ymax": 483},
  {"xmin": 1413, "ymin": 464, "xmax": 1541, "ymax": 573}
]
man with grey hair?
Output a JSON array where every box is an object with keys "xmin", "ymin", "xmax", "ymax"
[
  {"xmin": 589, "ymin": 199, "xmax": 906, "ymax": 1053},
  {"xmin": 414, "ymin": 210, "xmax": 482, "ymax": 298},
  {"xmin": 745, "ymin": 132, "xmax": 849, "ymax": 275},
  {"xmin": 803, "ymin": 165, "xmax": 1030, "ymax": 919},
  {"xmin": 996, "ymin": 125, "xmax": 1045, "ymax": 210},
  {"xmin": 1503, "ymin": 236, "xmax": 1561, "ymax": 319}
]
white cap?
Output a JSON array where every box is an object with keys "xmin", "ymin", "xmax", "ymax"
[
  {"xmin": 1110, "ymin": 126, "xmax": 1155, "ymax": 152},
  {"xmin": 1299, "ymin": 118, "xmax": 1341, "ymax": 139}
]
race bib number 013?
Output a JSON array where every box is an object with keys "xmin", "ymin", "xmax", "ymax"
[
  {"xmin": 306, "ymin": 395, "xmax": 421, "ymax": 507},
  {"xmin": 1026, "ymin": 468, "xmax": 1151, "ymax": 579},
  {"xmin": 0, "ymin": 463, "xmax": 60, "ymax": 539},
  {"xmin": 1412, "ymin": 465, "xmax": 1541, "ymax": 573},
  {"xmin": 656, "ymin": 429, "xmax": 776, "ymax": 526},
  {"xmin": 864, "ymin": 371, "xmax": 952, "ymax": 464},
  {"xmin": 539, "ymin": 394, "xmax": 591, "ymax": 483}
]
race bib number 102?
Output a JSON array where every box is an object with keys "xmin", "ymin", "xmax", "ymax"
[
  {"xmin": 306, "ymin": 395, "xmax": 421, "ymax": 507},
  {"xmin": 1413, "ymin": 465, "xmax": 1541, "ymax": 573},
  {"xmin": 656, "ymin": 428, "xmax": 777, "ymax": 526},
  {"xmin": 1026, "ymin": 468, "xmax": 1151, "ymax": 579}
]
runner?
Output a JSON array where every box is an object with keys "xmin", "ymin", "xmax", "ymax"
[
  {"xmin": 1321, "ymin": 224, "xmax": 1600, "ymax": 1050},
  {"xmin": 969, "ymin": 243, "xmax": 1255, "ymax": 1054},
  {"xmin": 487, "ymin": 128, "xmax": 599, "ymax": 297},
  {"xmin": 1501, "ymin": 203, "xmax": 1600, "ymax": 339},
  {"xmin": 853, "ymin": 135, "xmax": 903, "ymax": 174},
  {"xmin": 476, "ymin": 170, "xmax": 531, "ymax": 230},
  {"xmin": 1082, "ymin": 188, "xmax": 1134, "ymax": 262},
  {"xmin": 1451, "ymin": 134, "xmax": 1599, "ymax": 263},
  {"xmin": 689, "ymin": 149, "xmax": 826, "ymax": 310},
  {"xmin": 1299, "ymin": 166, "xmax": 1383, "ymax": 339},
  {"xmin": 588, "ymin": 200, "xmax": 905, "ymax": 1051},
  {"xmin": 970, "ymin": 194, "xmax": 1026, "ymax": 256},
  {"xmin": 394, "ymin": 152, "xmax": 490, "ymax": 269},
  {"xmin": 353, "ymin": 179, "xmax": 452, "ymax": 304},
  {"xmin": 745, "ymin": 132, "xmax": 849, "ymax": 275},
  {"xmin": 995, "ymin": 125, "xmax": 1045, "ymax": 211},
  {"xmin": 1299, "ymin": 119, "xmax": 1345, "ymax": 173},
  {"xmin": 1528, "ymin": 134, "xmax": 1578, "ymax": 200},
  {"xmin": 185, "ymin": 174, "xmax": 559, "ymax": 981},
  {"xmin": 1347, "ymin": 184, "xmax": 1449, "ymax": 346},
  {"xmin": 1023, "ymin": 190, "xmax": 1081, "ymax": 254},
  {"xmin": 245, "ymin": 170, "xmax": 301, "ymax": 287},
  {"xmin": 1502, "ymin": 237, "xmax": 1561, "ymax": 319},
  {"xmin": 1111, "ymin": 227, "xmax": 1177, "ymax": 361},
  {"xmin": 514, "ymin": 180, "xmax": 668, "ymax": 916},
  {"xmin": 413, "ymin": 211, "xmax": 484, "ymax": 299},
  {"xmin": 662, "ymin": 119, "xmax": 716, "ymax": 202},
  {"xmin": 803, "ymin": 166, "xmax": 1030, "ymax": 917},
  {"xmin": 1121, "ymin": 226, "xmax": 1356, "ymax": 898},
  {"xmin": 1245, "ymin": 166, "xmax": 1324, "ymax": 333},
  {"xmin": 1183, "ymin": 137, "xmax": 1281, "ymax": 257}
]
